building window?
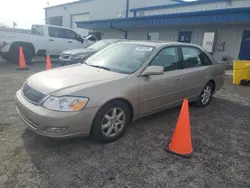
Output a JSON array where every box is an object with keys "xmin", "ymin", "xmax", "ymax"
[
  {"xmin": 138, "ymin": 12, "xmax": 145, "ymax": 17},
  {"xmin": 178, "ymin": 31, "xmax": 192, "ymax": 43},
  {"xmin": 47, "ymin": 16, "xmax": 63, "ymax": 26}
]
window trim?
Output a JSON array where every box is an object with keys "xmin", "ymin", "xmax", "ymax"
[
  {"xmin": 179, "ymin": 45, "xmax": 211, "ymax": 69},
  {"xmin": 149, "ymin": 45, "xmax": 182, "ymax": 72}
]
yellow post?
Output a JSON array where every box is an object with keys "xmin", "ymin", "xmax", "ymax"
[{"xmin": 233, "ymin": 60, "xmax": 250, "ymax": 85}]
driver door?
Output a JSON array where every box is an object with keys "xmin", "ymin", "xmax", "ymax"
[
  {"xmin": 61, "ymin": 28, "xmax": 82, "ymax": 50},
  {"xmin": 47, "ymin": 27, "xmax": 81, "ymax": 55},
  {"xmin": 138, "ymin": 46, "xmax": 184, "ymax": 115}
]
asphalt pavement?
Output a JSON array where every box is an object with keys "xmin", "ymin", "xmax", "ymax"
[{"xmin": 0, "ymin": 60, "xmax": 249, "ymax": 188}]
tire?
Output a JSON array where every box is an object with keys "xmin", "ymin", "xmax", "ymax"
[
  {"xmin": 1, "ymin": 54, "xmax": 11, "ymax": 61},
  {"xmin": 240, "ymin": 80, "xmax": 248, "ymax": 86},
  {"xmin": 194, "ymin": 82, "xmax": 214, "ymax": 108},
  {"xmin": 92, "ymin": 100, "xmax": 131, "ymax": 143},
  {"xmin": 9, "ymin": 44, "xmax": 34, "ymax": 64}
]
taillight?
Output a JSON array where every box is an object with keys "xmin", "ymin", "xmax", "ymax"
[{"xmin": 221, "ymin": 72, "xmax": 225, "ymax": 80}]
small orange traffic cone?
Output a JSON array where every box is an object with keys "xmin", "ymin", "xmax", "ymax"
[
  {"xmin": 17, "ymin": 47, "xmax": 29, "ymax": 70},
  {"xmin": 46, "ymin": 55, "xmax": 52, "ymax": 70},
  {"xmin": 165, "ymin": 99, "xmax": 193, "ymax": 158}
]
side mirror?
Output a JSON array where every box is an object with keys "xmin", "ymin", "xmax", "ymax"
[
  {"xmin": 141, "ymin": 66, "xmax": 164, "ymax": 76},
  {"xmin": 75, "ymin": 35, "xmax": 83, "ymax": 43}
]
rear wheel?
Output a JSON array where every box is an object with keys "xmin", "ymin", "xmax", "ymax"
[
  {"xmin": 1, "ymin": 53, "xmax": 11, "ymax": 61},
  {"xmin": 9, "ymin": 44, "xmax": 34, "ymax": 64},
  {"xmin": 194, "ymin": 82, "xmax": 214, "ymax": 107},
  {"xmin": 92, "ymin": 101, "xmax": 131, "ymax": 142}
]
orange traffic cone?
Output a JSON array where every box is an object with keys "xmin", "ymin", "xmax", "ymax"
[
  {"xmin": 46, "ymin": 55, "xmax": 52, "ymax": 70},
  {"xmin": 17, "ymin": 47, "xmax": 29, "ymax": 70},
  {"xmin": 165, "ymin": 99, "xmax": 193, "ymax": 158}
]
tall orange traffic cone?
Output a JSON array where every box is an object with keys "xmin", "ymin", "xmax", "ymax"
[
  {"xmin": 165, "ymin": 99, "xmax": 193, "ymax": 158},
  {"xmin": 46, "ymin": 55, "xmax": 52, "ymax": 70},
  {"xmin": 17, "ymin": 47, "xmax": 29, "ymax": 70}
]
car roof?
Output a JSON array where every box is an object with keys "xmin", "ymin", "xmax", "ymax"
[
  {"xmin": 119, "ymin": 40, "xmax": 202, "ymax": 48},
  {"xmin": 99, "ymin": 39, "xmax": 125, "ymax": 43}
]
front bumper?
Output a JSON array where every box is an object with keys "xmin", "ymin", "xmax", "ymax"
[{"xmin": 16, "ymin": 89, "xmax": 99, "ymax": 138}]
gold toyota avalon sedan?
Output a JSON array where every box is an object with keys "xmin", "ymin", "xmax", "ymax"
[{"xmin": 16, "ymin": 41, "xmax": 225, "ymax": 142}]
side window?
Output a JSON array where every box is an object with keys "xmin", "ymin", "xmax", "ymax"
[
  {"xmin": 48, "ymin": 27, "xmax": 63, "ymax": 38},
  {"xmin": 200, "ymin": 52, "xmax": 213, "ymax": 65},
  {"xmin": 48, "ymin": 27, "xmax": 77, "ymax": 40},
  {"xmin": 150, "ymin": 47, "xmax": 180, "ymax": 71},
  {"xmin": 31, "ymin": 25, "xmax": 44, "ymax": 36},
  {"xmin": 181, "ymin": 47, "xmax": 208, "ymax": 68},
  {"xmin": 62, "ymin": 29, "xmax": 77, "ymax": 40}
]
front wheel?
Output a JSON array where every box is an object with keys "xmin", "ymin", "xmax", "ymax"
[
  {"xmin": 194, "ymin": 82, "xmax": 214, "ymax": 107},
  {"xmin": 92, "ymin": 101, "xmax": 131, "ymax": 142}
]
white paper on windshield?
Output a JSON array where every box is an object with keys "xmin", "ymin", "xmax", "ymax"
[{"xmin": 135, "ymin": 46, "xmax": 153, "ymax": 51}]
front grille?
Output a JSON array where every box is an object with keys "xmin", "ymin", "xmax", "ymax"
[
  {"xmin": 22, "ymin": 83, "xmax": 47, "ymax": 104},
  {"xmin": 60, "ymin": 54, "xmax": 71, "ymax": 60}
]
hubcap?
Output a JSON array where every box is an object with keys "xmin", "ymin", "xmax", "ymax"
[
  {"xmin": 201, "ymin": 85, "xmax": 212, "ymax": 105},
  {"xmin": 101, "ymin": 108, "xmax": 126, "ymax": 137}
]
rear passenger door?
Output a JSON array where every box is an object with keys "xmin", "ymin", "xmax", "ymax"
[{"xmin": 180, "ymin": 46, "xmax": 213, "ymax": 99}]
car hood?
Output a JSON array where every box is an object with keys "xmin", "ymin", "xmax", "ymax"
[
  {"xmin": 62, "ymin": 48, "xmax": 97, "ymax": 56},
  {"xmin": 26, "ymin": 64, "xmax": 128, "ymax": 94}
]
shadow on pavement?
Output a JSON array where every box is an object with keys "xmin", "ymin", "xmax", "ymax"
[{"xmin": 21, "ymin": 97, "xmax": 250, "ymax": 188}]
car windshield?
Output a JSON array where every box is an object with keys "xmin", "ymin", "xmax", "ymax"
[
  {"xmin": 86, "ymin": 40, "xmax": 113, "ymax": 50},
  {"xmin": 85, "ymin": 43, "xmax": 154, "ymax": 74}
]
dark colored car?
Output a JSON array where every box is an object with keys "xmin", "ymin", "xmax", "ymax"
[{"xmin": 59, "ymin": 39, "xmax": 121, "ymax": 65}]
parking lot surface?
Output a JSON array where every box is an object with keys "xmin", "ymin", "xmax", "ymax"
[{"xmin": 0, "ymin": 60, "xmax": 249, "ymax": 188}]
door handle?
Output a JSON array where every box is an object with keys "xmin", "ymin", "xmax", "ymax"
[
  {"xmin": 49, "ymin": 39, "xmax": 54, "ymax": 42},
  {"xmin": 175, "ymin": 78, "xmax": 181, "ymax": 81},
  {"xmin": 68, "ymin": 41, "xmax": 72, "ymax": 43}
]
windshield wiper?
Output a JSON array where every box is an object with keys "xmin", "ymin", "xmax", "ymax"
[{"xmin": 88, "ymin": 64, "xmax": 111, "ymax": 71}]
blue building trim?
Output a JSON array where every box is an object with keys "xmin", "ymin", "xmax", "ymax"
[
  {"xmin": 76, "ymin": 7, "xmax": 250, "ymax": 29},
  {"xmin": 44, "ymin": 0, "xmax": 92, "ymax": 9},
  {"xmin": 130, "ymin": 0, "xmax": 227, "ymax": 12}
]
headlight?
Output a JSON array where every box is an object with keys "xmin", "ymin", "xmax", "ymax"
[{"xmin": 43, "ymin": 96, "xmax": 89, "ymax": 112}]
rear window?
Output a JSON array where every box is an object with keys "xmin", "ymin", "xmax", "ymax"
[
  {"xmin": 31, "ymin": 25, "xmax": 44, "ymax": 36},
  {"xmin": 181, "ymin": 46, "xmax": 213, "ymax": 68}
]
